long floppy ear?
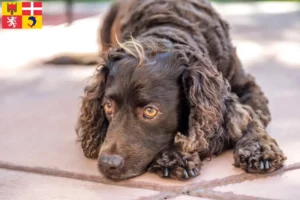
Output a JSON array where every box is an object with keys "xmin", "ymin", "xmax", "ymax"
[
  {"xmin": 76, "ymin": 65, "xmax": 110, "ymax": 158},
  {"xmin": 175, "ymin": 55, "xmax": 225, "ymax": 157}
]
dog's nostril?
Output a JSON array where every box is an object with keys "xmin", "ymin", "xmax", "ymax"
[{"xmin": 99, "ymin": 154, "xmax": 124, "ymax": 170}]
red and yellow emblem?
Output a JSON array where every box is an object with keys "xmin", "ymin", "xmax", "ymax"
[{"xmin": 1, "ymin": 2, "xmax": 43, "ymax": 29}]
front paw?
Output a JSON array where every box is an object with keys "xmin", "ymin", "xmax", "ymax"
[
  {"xmin": 234, "ymin": 139, "xmax": 286, "ymax": 173},
  {"xmin": 148, "ymin": 150, "xmax": 202, "ymax": 180}
]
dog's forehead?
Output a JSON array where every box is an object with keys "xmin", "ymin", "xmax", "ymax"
[{"xmin": 105, "ymin": 59, "xmax": 179, "ymax": 101}]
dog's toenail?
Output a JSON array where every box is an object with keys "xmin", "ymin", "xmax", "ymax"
[
  {"xmin": 164, "ymin": 168, "xmax": 169, "ymax": 177},
  {"xmin": 183, "ymin": 169, "xmax": 189, "ymax": 179},
  {"xmin": 182, "ymin": 157, "xmax": 188, "ymax": 165},
  {"xmin": 189, "ymin": 169, "xmax": 196, "ymax": 177},
  {"xmin": 249, "ymin": 162, "xmax": 253, "ymax": 168},
  {"xmin": 193, "ymin": 167, "xmax": 200, "ymax": 174},
  {"xmin": 265, "ymin": 160, "xmax": 270, "ymax": 169},
  {"xmin": 241, "ymin": 158, "xmax": 245, "ymax": 162},
  {"xmin": 260, "ymin": 160, "xmax": 264, "ymax": 169}
]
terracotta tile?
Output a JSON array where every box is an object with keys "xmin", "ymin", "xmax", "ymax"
[
  {"xmin": 0, "ymin": 169, "xmax": 159, "ymax": 200},
  {"xmin": 0, "ymin": 67, "xmax": 99, "ymax": 176},
  {"xmin": 214, "ymin": 169, "xmax": 300, "ymax": 200},
  {"xmin": 267, "ymin": 112, "xmax": 300, "ymax": 166}
]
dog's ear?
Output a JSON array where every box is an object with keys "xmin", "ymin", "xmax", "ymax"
[
  {"xmin": 76, "ymin": 65, "xmax": 110, "ymax": 158},
  {"xmin": 178, "ymin": 56, "xmax": 224, "ymax": 154}
]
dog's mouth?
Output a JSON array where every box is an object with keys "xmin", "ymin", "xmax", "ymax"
[
  {"xmin": 101, "ymin": 170, "xmax": 143, "ymax": 180},
  {"xmin": 97, "ymin": 158, "xmax": 148, "ymax": 180},
  {"xmin": 98, "ymin": 165, "xmax": 145, "ymax": 180}
]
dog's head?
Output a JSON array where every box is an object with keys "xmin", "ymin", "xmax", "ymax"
[{"xmin": 76, "ymin": 38, "xmax": 223, "ymax": 180}]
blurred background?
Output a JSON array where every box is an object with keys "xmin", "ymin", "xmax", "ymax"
[{"xmin": 0, "ymin": 0, "xmax": 299, "ymax": 69}]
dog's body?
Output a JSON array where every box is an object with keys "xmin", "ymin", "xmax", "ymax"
[{"xmin": 49, "ymin": 0, "xmax": 286, "ymax": 180}]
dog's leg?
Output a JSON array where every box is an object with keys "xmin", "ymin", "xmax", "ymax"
[
  {"xmin": 148, "ymin": 142, "xmax": 202, "ymax": 180},
  {"xmin": 224, "ymin": 95, "xmax": 286, "ymax": 173},
  {"xmin": 228, "ymin": 49, "xmax": 271, "ymax": 126}
]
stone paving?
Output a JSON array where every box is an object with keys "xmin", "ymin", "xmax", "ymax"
[{"xmin": 0, "ymin": 2, "xmax": 300, "ymax": 200}]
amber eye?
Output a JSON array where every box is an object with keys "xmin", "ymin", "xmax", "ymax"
[
  {"xmin": 143, "ymin": 107, "xmax": 158, "ymax": 119},
  {"xmin": 104, "ymin": 102, "xmax": 113, "ymax": 114}
]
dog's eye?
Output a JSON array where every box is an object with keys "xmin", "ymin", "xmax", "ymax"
[
  {"xmin": 143, "ymin": 107, "xmax": 158, "ymax": 119},
  {"xmin": 104, "ymin": 102, "xmax": 113, "ymax": 114}
]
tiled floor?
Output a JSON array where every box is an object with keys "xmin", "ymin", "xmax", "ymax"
[{"xmin": 0, "ymin": 2, "xmax": 300, "ymax": 200}]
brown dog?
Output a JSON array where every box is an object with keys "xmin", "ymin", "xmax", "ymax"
[{"xmin": 47, "ymin": 0, "xmax": 286, "ymax": 180}]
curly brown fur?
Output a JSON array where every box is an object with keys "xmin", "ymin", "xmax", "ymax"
[
  {"xmin": 75, "ymin": 65, "xmax": 109, "ymax": 158},
  {"xmin": 232, "ymin": 104, "xmax": 286, "ymax": 173},
  {"xmin": 74, "ymin": 0, "xmax": 286, "ymax": 180}
]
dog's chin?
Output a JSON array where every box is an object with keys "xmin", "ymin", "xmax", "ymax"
[{"xmin": 98, "ymin": 167, "xmax": 145, "ymax": 181}]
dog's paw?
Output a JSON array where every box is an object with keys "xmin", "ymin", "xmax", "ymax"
[
  {"xmin": 148, "ymin": 149, "xmax": 202, "ymax": 180},
  {"xmin": 234, "ymin": 139, "xmax": 286, "ymax": 173}
]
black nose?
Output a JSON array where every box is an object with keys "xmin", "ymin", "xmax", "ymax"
[{"xmin": 99, "ymin": 154, "xmax": 124, "ymax": 170}]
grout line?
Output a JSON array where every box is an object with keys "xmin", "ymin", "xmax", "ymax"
[
  {"xmin": 137, "ymin": 192, "xmax": 179, "ymax": 200},
  {"xmin": 182, "ymin": 162, "xmax": 300, "ymax": 192},
  {"xmin": 0, "ymin": 162, "xmax": 182, "ymax": 200},
  {"xmin": 0, "ymin": 161, "xmax": 300, "ymax": 195},
  {"xmin": 0, "ymin": 161, "xmax": 178, "ymax": 192}
]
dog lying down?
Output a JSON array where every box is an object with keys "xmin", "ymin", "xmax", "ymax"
[{"xmin": 46, "ymin": 0, "xmax": 286, "ymax": 180}]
